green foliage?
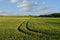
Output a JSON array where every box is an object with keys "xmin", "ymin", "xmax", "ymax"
[
  {"xmin": 39, "ymin": 13, "xmax": 60, "ymax": 17},
  {"xmin": 0, "ymin": 17, "xmax": 60, "ymax": 40}
]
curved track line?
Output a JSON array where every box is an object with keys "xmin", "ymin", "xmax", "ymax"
[
  {"xmin": 18, "ymin": 21, "xmax": 38, "ymax": 36},
  {"xmin": 27, "ymin": 20, "xmax": 60, "ymax": 36},
  {"xmin": 18, "ymin": 20, "xmax": 60, "ymax": 38}
]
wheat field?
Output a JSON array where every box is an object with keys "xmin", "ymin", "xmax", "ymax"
[{"xmin": 0, "ymin": 17, "xmax": 60, "ymax": 40}]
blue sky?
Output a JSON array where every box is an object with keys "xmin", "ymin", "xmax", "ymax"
[{"xmin": 0, "ymin": 0, "xmax": 60, "ymax": 16}]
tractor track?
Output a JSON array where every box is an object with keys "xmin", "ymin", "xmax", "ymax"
[
  {"xmin": 18, "ymin": 21, "xmax": 42, "ymax": 36},
  {"xmin": 18, "ymin": 20, "xmax": 60, "ymax": 39}
]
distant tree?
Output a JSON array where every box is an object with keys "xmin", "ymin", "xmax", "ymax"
[{"xmin": 39, "ymin": 13, "xmax": 60, "ymax": 17}]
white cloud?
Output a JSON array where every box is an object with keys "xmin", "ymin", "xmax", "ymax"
[
  {"xmin": 10, "ymin": 0, "xmax": 19, "ymax": 3},
  {"xmin": 10, "ymin": 0, "xmax": 52, "ymax": 13},
  {"xmin": 17, "ymin": 0, "xmax": 38, "ymax": 12},
  {"xmin": 38, "ymin": 6, "xmax": 52, "ymax": 10},
  {"xmin": 20, "ymin": 7, "xmax": 35, "ymax": 12},
  {"xmin": 0, "ymin": 10, "xmax": 17, "ymax": 16}
]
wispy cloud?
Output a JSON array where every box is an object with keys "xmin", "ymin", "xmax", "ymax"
[
  {"xmin": 10, "ymin": 0, "xmax": 19, "ymax": 3},
  {"xmin": 17, "ymin": 0, "xmax": 51, "ymax": 12},
  {"xmin": 0, "ymin": 10, "xmax": 17, "ymax": 16},
  {"xmin": 1, "ymin": 0, "xmax": 51, "ymax": 12},
  {"xmin": 17, "ymin": 0, "xmax": 38, "ymax": 12},
  {"xmin": 38, "ymin": 6, "xmax": 52, "ymax": 10},
  {"xmin": 0, "ymin": 0, "xmax": 52, "ymax": 15}
]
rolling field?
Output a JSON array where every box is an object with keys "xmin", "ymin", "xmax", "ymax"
[{"xmin": 0, "ymin": 17, "xmax": 60, "ymax": 40}]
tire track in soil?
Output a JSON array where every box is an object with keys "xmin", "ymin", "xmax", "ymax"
[
  {"xmin": 27, "ymin": 22, "xmax": 60, "ymax": 35},
  {"xmin": 18, "ymin": 21, "xmax": 37, "ymax": 35},
  {"xmin": 18, "ymin": 20, "xmax": 60, "ymax": 39}
]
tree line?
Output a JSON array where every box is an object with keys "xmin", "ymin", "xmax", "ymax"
[{"xmin": 39, "ymin": 13, "xmax": 60, "ymax": 17}]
